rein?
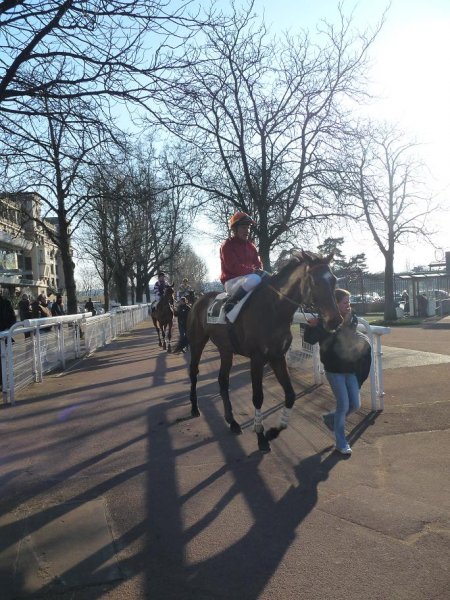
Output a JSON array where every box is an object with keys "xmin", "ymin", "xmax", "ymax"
[{"xmin": 265, "ymin": 262, "xmax": 326, "ymax": 318}]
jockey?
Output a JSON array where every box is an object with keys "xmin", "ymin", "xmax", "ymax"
[
  {"xmin": 178, "ymin": 277, "xmax": 191, "ymax": 300},
  {"xmin": 152, "ymin": 271, "xmax": 168, "ymax": 311},
  {"xmin": 220, "ymin": 211, "xmax": 264, "ymax": 314}
]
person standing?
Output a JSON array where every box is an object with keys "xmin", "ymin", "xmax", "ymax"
[
  {"xmin": 0, "ymin": 293, "xmax": 17, "ymax": 387},
  {"xmin": 18, "ymin": 293, "xmax": 32, "ymax": 321},
  {"xmin": 84, "ymin": 297, "xmax": 96, "ymax": 316},
  {"xmin": 31, "ymin": 294, "xmax": 52, "ymax": 319},
  {"xmin": 18, "ymin": 293, "xmax": 32, "ymax": 338},
  {"xmin": 51, "ymin": 294, "xmax": 65, "ymax": 316},
  {"xmin": 0, "ymin": 293, "xmax": 17, "ymax": 332},
  {"xmin": 303, "ymin": 289, "xmax": 371, "ymax": 456},
  {"xmin": 220, "ymin": 212, "xmax": 264, "ymax": 314},
  {"xmin": 174, "ymin": 296, "xmax": 191, "ymax": 353}
]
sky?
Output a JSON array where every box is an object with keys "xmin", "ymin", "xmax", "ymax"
[{"xmin": 193, "ymin": 0, "xmax": 450, "ymax": 281}]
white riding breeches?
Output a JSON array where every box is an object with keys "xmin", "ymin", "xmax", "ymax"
[{"xmin": 224, "ymin": 273, "xmax": 261, "ymax": 295}]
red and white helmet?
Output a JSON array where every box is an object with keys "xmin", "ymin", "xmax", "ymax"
[{"xmin": 229, "ymin": 212, "xmax": 255, "ymax": 229}]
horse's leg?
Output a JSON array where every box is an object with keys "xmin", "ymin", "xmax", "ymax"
[
  {"xmin": 189, "ymin": 334, "xmax": 209, "ymax": 417},
  {"xmin": 265, "ymin": 355, "xmax": 296, "ymax": 441},
  {"xmin": 161, "ymin": 324, "xmax": 166, "ymax": 350},
  {"xmin": 166, "ymin": 321, "xmax": 172, "ymax": 353},
  {"xmin": 152, "ymin": 318, "xmax": 162, "ymax": 347},
  {"xmin": 250, "ymin": 355, "xmax": 271, "ymax": 453},
  {"xmin": 218, "ymin": 349, "xmax": 241, "ymax": 434}
]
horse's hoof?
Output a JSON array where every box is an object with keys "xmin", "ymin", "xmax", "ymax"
[
  {"xmin": 191, "ymin": 408, "xmax": 200, "ymax": 418},
  {"xmin": 167, "ymin": 347, "xmax": 172, "ymax": 353},
  {"xmin": 257, "ymin": 432, "xmax": 271, "ymax": 453},
  {"xmin": 265, "ymin": 427, "xmax": 280, "ymax": 441},
  {"xmin": 230, "ymin": 421, "xmax": 242, "ymax": 435}
]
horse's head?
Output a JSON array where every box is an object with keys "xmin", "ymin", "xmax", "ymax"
[
  {"xmin": 165, "ymin": 285, "xmax": 175, "ymax": 302},
  {"xmin": 298, "ymin": 250, "xmax": 342, "ymax": 331}
]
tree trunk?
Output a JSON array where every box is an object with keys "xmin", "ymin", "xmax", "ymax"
[
  {"xmin": 58, "ymin": 220, "xmax": 78, "ymax": 315},
  {"xmin": 258, "ymin": 232, "xmax": 272, "ymax": 273},
  {"xmin": 114, "ymin": 268, "xmax": 129, "ymax": 305},
  {"xmin": 383, "ymin": 252, "xmax": 397, "ymax": 321}
]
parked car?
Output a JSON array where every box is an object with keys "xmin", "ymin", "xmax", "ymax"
[{"xmin": 430, "ymin": 289, "xmax": 450, "ymax": 300}]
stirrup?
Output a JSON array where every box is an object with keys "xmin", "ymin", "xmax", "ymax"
[{"xmin": 223, "ymin": 301, "xmax": 235, "ymax": 314}]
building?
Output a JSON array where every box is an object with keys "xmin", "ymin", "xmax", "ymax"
[{"xmin": 0, "ymin": 192, "xmax": 65, "ymax": 299}]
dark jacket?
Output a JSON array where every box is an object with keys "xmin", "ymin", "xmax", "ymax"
[
  {"xmin": 303, "ymin": 313, "xmax": 372, "ymax": 388},
  {"xmin": 52, "ymin": 301, "xmax": 65, "ymax": 316},
  {"xmin": 18, "ymin": 298, "xmax": 32, "ymax": 321},
  {"xmin": 176, "ymin": 303, "xmax": 190, "ymax": 324},
  {"xmin": 0, "ymin": 296, "xmax": 17, "ymax": 331},
  {"xmin": 31, "ymin": 300, "xmax": 51, "ymax": 319}
]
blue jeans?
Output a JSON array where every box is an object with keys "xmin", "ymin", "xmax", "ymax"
[{"xmin": 325, "ymin": 372, "xmax": 360, "ymax": 449}]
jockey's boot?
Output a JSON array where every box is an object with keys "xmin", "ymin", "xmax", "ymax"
[{"xmin": 223, "ymin": 286, "xmax": 247, "ymax": 314}]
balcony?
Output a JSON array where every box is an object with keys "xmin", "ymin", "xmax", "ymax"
[{"xmin": 0, "ymin": 230, "xmax": 33, "ymax": 252}]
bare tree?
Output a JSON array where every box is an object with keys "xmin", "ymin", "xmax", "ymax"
[
  {"xmin": 172, "ymin": 244, "xmax": 207, "ymax": 292},
  {"xmin": 153, "ymin": 2, "xmax": 384, "ymax": 269},
  {"xmin": 0, "ymin": 1, "xmax": 214, "ymax": 115},
  {"xmin": 339, "ymin": 122, "xmax": 436, "ymax": 320},
  {"xmin": 2, "ymin": 95, "xmax": 115, "ymax": 313},
  {"xmin": 82, "ymin": 144, "xmax": 190, "ymax": 305}
]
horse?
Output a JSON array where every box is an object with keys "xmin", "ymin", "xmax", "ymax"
[
  {"xmin": 152, "ymin": 285, "xmax": 175, "ymax": 352},
  {"xmin": 186, "ymin": 250, "xmax": 342, "ymax": 453},
  {"xmin": 185, "ymin": 289, "xmax": 197, "ymax": 306}
]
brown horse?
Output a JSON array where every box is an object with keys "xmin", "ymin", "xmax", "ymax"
[
  {"xmin": 152, "ymin": 285, "xmax": 175, "ymax": 352},
  {"xmin": 186, "ymin": 251, "xmax": 342, "ymax": 453}
]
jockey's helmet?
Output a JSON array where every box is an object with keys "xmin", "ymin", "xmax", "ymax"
[
  {"xmin": 158, "ymin": 271, "xmax": 166, "ymax": 278},
  {"xmin": 182, "ymin": 277, "xmax": 188, "ymax": 282},
  {"xmin": 229, "ymin": 212, "xmax": 255, "ymax": 229}
]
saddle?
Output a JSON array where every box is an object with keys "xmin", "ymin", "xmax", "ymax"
[{"xmin": 206, "ymin": 290, "xmax": 253, "ymax": 324}]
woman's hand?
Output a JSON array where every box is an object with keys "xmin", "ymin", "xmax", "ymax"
[{"xmin": 307, "ymin": 317, "xmax": 319, "ymax": 327}]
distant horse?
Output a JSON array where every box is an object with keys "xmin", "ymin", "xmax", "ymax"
[
  {"xmin": 186, "ymin": 251, "xmax": 342, "ymax": 453},
  {"xmin": 152, "ymin": 285, "xmax": 175, "ymax": 352}
]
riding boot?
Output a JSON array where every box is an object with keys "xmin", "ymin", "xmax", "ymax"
[{"xmin": 223, "ymin": 286, "xmax": 248, "ymax": 314}]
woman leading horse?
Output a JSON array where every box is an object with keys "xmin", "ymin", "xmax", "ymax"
[{"xmin": 187, "ymin": 244, "xmax": 342, "ymax": 453}]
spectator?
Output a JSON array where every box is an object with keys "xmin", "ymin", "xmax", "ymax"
[
  {"xmin": 18, "ymin": 293, "xmax": 32, "ymax": 321},
  {"xmin": 174, "ymin": 296, "xmax": 190, "ymax": 353},
  {"xmin": 18, "ymin": 293, "xmax": 32, "ymax": 338},
  {"xmin": 51, "ymin": 294, "xmax": 65, "ymax": 316},
  {"xmin": 417, "ymin": 293, "xmax": 428, "ymax": 318},
  {"xmin": 0, "ymin": 293, "xmax": 17, "ymax": 332},
  {"xmin": 84, "ymin": 297, "xmax": 96, "ymax": 316},
  {"xmin": 31, "ymin": 294, "xmax": 52, "ymax": 319},
  {"xmin": 0, "ymin": 293, "xmax": 16, "ymax": 387}
]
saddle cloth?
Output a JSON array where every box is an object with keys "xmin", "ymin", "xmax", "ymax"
[{"xmin": 206, "ymin": 290, "xmax": 253, "ymax": 324}]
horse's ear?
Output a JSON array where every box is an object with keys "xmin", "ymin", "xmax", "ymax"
[{"xmin": 300, "ymin": 250, "xmax": 314, "ymax": 263}]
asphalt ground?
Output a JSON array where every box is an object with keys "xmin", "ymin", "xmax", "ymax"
[{"xmin": 0, "ymin": 321, "xmax": 449, "ymax": 600}]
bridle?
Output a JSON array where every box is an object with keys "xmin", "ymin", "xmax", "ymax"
[{"xmin": 265, "ymin": 261, "xmax": 331, "ymax": 319}]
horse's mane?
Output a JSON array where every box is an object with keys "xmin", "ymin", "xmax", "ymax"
[
  {"xmin": 269, "ymin": 250, "xmax": 326, "ymax": 286},
  {"xmin": 269, "ymin": 257, "xmax": 303, "ymax": 287}
]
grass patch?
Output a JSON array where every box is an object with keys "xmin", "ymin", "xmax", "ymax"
[{"xmin": 369, "ymin": 318, "xmax": 422, "ymax": 327}]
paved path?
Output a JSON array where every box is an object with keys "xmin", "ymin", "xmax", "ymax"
[{"xmin": 0, "ymin": 322, "xmax": 448, "ymax": 599}]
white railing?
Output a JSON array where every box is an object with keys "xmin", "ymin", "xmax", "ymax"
[
  {"xmin": 0, "ymin": 304, "xmax": 151, "ymax": 406},
  {"xmin": 287, "ymin": 312, "xmax": 390, "ymax": 411}
]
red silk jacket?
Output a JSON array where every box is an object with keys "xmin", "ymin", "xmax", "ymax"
[{"xmin": 220, "ymin": 236, "xmax": 262, "ymax": 284}]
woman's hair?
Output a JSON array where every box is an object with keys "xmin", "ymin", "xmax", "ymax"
[{"xmin": 335, "ymin": 288, "xmax": 351, "ymax": 303}]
